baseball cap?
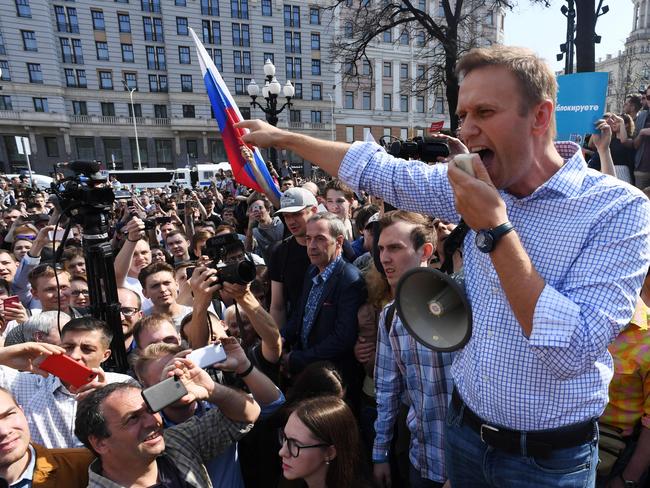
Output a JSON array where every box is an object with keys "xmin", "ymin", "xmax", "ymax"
[{"xmin": 275, "ymin": 187, "xmax": 318, "ymax": 214}]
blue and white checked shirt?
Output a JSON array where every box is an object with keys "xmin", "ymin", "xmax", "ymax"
[
  {"xmin": 301, "ymin": 255, "xmax": 341, "ymax": 348},
  {"xmin": 374, "ymin": 301, "xmax": 454, "ymax": 482},
  {"xmin": 341, "ymin": 141, "xmax": 650, "ymax": 431}
]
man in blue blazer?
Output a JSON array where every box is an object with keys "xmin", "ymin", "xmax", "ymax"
[{"xmin": 281, "ymin": 212, "xmax": 367, "ymax": 399}]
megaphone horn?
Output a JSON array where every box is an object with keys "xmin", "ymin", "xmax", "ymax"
[{"xmin": 395, "ymin": 267, "xmax": 472, "ymax": 352}]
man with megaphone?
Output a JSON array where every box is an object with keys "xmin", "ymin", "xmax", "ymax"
[{"xmin": 237, "ymin": 45, "xmax": 650, "ymax": 487}]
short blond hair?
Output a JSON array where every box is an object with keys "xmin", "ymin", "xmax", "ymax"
[{"xmin": 131, "ymin": 342, "xmax": 183, "ymax": 383}]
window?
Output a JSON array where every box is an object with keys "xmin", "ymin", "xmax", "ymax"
[
  {"xmin": 202, "ymin": 20, "xmax": 221, "ymax": 44},
  {"xmin": 181, "ymin": 74, "xmax": 193, "ymax": 92},
  {"xmin": 45, "ymin": 137, "xmax": 59, "ymax": 157},
  {"xmin": 416, "ymin": 64, "xmax": 425, "ymax": 80},
  {"xmin": 434, "ymin": 96, "xmax": 444, "ymax": 113},
  {"xmin": 294, "ymin": 82, "xmax": 302, "ymax": 99},
  {"xmin": 72, "ymin": 100, "xmax": 87, "ymax": 115},
  {"xmin": 186, "ymin": 139, "xmax": 198, "ymax": 159},
  {"xmin": 0, "ymin": 32, "xmax": 5, "ymax": 55},
  {"xmin": 383, "ymin": 93, "xmax": 392, "ymax": 111},
  {"xmin": 127, "ymin": 103, "xmax": 142, "ymax": 117},
  {"xmin": 285, "ymin": 31, "xmax": 300, "ymax": 53},
  {"xmin": 101, "ymin": 102, "xmax": 115, "ymax": 116},
  {"xmin": 16, "ymin": 0, "xmax": 31, "ymax": 17},
  {"xmin": 129, "ymin": 138, "xmax": 148, "ymax": 167},
  {"xmin": 182, "ymin": 105, "xmax": 195, "ymax": 118},
  {"xmin": 177, "ymin": 17, "xmax": 188, "ymax": 35},
  {"xmin": 61, "ymin": 39, "xmax": 73, "ymax": 62},
  {"xmin": 345, "ymin": 126, "xmax": 353, "ymax": 143},
  {"xmin": 96, "ymin": 41, "xmax": 109, "ymax": 61},
  {"xmin": 438, "ymin": 2, "xmax": 445, "ymax": 16},
  {"xmin": 311, "ymin": 59, "xmax": 320, "ymax": 75},
  {"xmin": 311, "ymin": 33, "xmax": 320, "ymax": 50},
  {"xmin": 231, "ymin": 0, "xmax": 249, "ymax": 19},
  {"xmin": 400, "ymin": 128, "xmax": 408, "ymax": 139},
  {"xmin": 311, "ymin": 83, "xmax": 321, "ymax": 101},
  {"xmin": 124, "ymin": 72, "xmax": 137, "ymax": 90},
  {"xmin": 72, "ymin": 39, "xmax": 84, "ymax": 64},
  {"xmin": 344, "ymin": 21, "xmax": 353, "ymax": 38},
  {"xmin": 383, "ymin": 29, "xmax": 391, "ymax": 43},
  {"xmin": 263, "ymin": 26, "xmax": 273, "ymax": 43},
  {"xmin": 400, "ymin": 95, "xmax": 408, "ymax": 112},
  {"xmin": 0, "ymin": 95, "xmax": 12, "ymax": 110},
  {"xmin": 262, "ymin": 0, "xmax": 271, "ymax": 16},
  {"xmin": 284, "ymin": 5, "xmax": 300, "ymax": 27},
  {"xmin": 143, "ymin": 17, "xmax": 164, "ymax": 41},
  {"xmin": 309, "ymin": 7, "xmax": 319, "ymax": 24},
  {"xmin": 240, "ymin": 107, "xmax": 250, "ymax": 119},
  {"xmin": 179, "ymin": 46, "xmax": 191, "ymax": 64},
  {"xmin": 232, "ymin": 24, "xmax": 250, "ymax": 47},
  {"xmin": 400, "ymin": 63, "xmax": 408, "ymax": 79},
  {"xmin": 121, "ymin": 44, "xmax": 134, "ymax": 62},
  {"xmin": 285, "ymin": 57, "xmax": 301, "ymax": 79},
  {"xmin": 141, "ymin": 0, "xmax": 160, "ymax": 13},
  {"xmin": 55, "ymin": 6, "xmax": 79, "ymax": 33},
  {"xmin": 233, "ymin": 51, "xmax": 251, "ymax": 74},
  {"xmin": 118, "ymin": 13, "xmax": 131, "ymax": 32},
  {"xmin": 0, "ymin": 61, "xmax": 10, "ymax": 81},
  {"xmin": 33, "ymin": 97, "xmax": 48, "ymax": 112},
  {"xmin": 383, "ymin": 62, "xmax": 391, "ymax": 77},
  {"xmin": 66, "ymin": 69, "xmax": 86, "ymax": 87},
  {"xmin": 176, "ymin": 0, "xmax": 186, "ymax": 5},
  {"xmin": 67, "ymin": 7, "xmax": 79, "ymax": 32},
  {"xmin": 419, "ymin": 0, "xmax": 426, "ymax": 9},
  {"xmin": 99, "ymin": 71, "xmax": 113, "ymax": 89},
  {"xmin": 399, "ymin": 30, "xmax": 409, "ymax": 45},
  {"xmin": 27, "ymin": 63, "xmax": 42, "ymax": 83},
  {"xmin": 416, "ymin": 31, "xmax": 425, "ymax": 47},
  {"xmin": 146, "ymin": 46, "xmax": 166, "ymax": 69},
  {"xmin": 344, "ymin": 91, "xmax": 354, "ymax": 109},
  {"xmin": 154, "ymin": 104, "xmax": 167, "ymax": 118},
  {"xmin": 362, "ymin": 91, "xmax": 371, "ymax": 110},
  {"xmin": 209, "ymin": 48, "xmax": 223, "ymax": 70},
  {"xmin": 149, "ymin": 74, "xmax": 167, "ymax": 92},
  {"xmin": 233, "ymin": 77, "xmax": 251, "ymax": 95},
  {"xmin": 65, "ymin": 68, "xmax": 76, "ymax": 86},
  {"xmin": 76, "ymin": 69, "xmax": 87, "ymax": 87},
  {"xmin": 92, "ymin": 10, "xmax": 105, "ymax": 30},
  {"xmin": 362, "ymin": 59, "xmax": 371, "ymax": 76},
  {"xmin": 155, "ymin": 139, "xmax": 173, "ymax": 167},
  {"xmin": 21, "ymin": 31, "xmax": 37, "ymax": 51},
  {"xmin": 201, "ymin": 0, "xmax": 219, "ymax": 15},
  {"xmin": 416, "ymin": 95, "xmax": 425, "ymax": 113},
  {"xmin": 76, "ymin": 138, "xmax": 96, "ymax": 161},
  {"xmin": 290, "ymin": 109, "xmax": 301, "ymax": 122},
  {"xmin": 486, "ymin": 10, "xmax": 494, "ymax": 26},
  {"xmin": 311, "ymin": 110, "xmax": 321, "ymax": 123}
]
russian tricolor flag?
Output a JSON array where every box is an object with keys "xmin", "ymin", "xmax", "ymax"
[{"xmin": 190, "ymin": 28, "xmax": 281, "ymax": 205}]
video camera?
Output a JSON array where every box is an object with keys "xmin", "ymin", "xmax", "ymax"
[
  {"xmin": 381, "ymin": 136, "xmax": 450, "ymax": 163},
  {"xmin": 202, "ymin": 233, "xmax": 256, "ymax": 285}
]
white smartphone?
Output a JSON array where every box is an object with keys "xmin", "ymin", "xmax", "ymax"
[
  {"xmin": 452, "ymin": 154, "xmax": 476, "ymax": 177},
  {"xmin": 187, "ymin": 343, "xmax": 227, "ymax": 369},
  {"xmin": 48, "ymin": 229, "xmax": 66, "ymax": 241}
]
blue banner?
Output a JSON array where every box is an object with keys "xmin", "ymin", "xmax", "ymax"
[{"xmin": 556, "ymin": 72, "xmax": 609, "ymax": 144}]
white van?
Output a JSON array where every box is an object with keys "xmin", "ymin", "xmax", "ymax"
[{"xmin": 109, "ymin": 168, "xmax": 191, "ymax": 190}]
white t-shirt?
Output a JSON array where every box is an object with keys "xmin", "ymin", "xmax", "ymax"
[{"xmin": 124, "ymin": 276, "xmax": 154, "ymax": 311}]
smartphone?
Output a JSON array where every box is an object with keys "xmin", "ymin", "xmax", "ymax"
[
  {"xmin": 187, "ymin": 343, "xmax": 227, "ymax": 369},
  {"xmin": 141, "ymin": 376, "xmax": 188, "ymax": 413},
  {"xmin": 127, "ymin": 199, "xmax": 134, "ymax": 207},
  {"xmin": 452, "ymin": 154, "xmax": 476, "ymax": 177},
  {"xmin": 155, "ymin": 216, "xmax": 173, "ymax": 225},
  {"xmin": 39, "ymin": 354, "xmax": 98, "ymax": 388},
  {"xmin": 177, "ymin": 203, "xmax": 186, "ymax": 212},
  {"xmin": 48, "ymin": 229, "xmax": 66, "ymax": 241},
  {"xmin": 1, "ymin": 296, "xmax": 20, "ymax": 309},
  {"xmin": 185, "ymin": 266, "xmax": 196, "ymax": 279}
]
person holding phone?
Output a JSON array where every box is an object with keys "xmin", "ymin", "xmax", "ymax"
[{"xmin": 0, "ymin": 317, "xmax": 133, "ymax": 448}]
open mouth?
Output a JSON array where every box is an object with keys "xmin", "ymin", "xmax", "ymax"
[
  {"xmin": 476, "ymin": 148, "xmax": 494, "ymax": 167},
  {"xmin": 142, "ymin": 430, "xmax": 162, "ymax": 443}
]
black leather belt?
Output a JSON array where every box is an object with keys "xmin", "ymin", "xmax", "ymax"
[{"xmin": 451, "ymin": 389, "xmax": 596, "ymax": 458}]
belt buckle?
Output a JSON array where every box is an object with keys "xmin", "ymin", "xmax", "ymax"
[{"xmin": 480, "ymin": 423, "xmax": 499, "ymax": 444}]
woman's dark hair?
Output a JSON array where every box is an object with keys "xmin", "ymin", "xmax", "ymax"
[{"xmin": 293, "ymin": 396, "xmax": 369, "ymax": 487}]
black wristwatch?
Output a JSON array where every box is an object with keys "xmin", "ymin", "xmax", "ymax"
[
  {"xmin": 475, "ymin": 221, "xmax": 514, "ymax": 253},
  {"xmin": 620, "ymin": 475, "xmax": 638, "ymax": 488}
]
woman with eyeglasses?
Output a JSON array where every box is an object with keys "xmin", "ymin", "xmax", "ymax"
[{"xmin": 279, "ymin": 396, "xmax": 373, "ymax": 488}]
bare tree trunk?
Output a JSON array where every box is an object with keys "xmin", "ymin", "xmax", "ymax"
[{"xmin": 575, "ymin": 0, "xmax": 596, "ymax": 72}]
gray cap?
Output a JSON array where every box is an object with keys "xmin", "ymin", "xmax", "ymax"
[{"xmin": 275, "ymin": 187, "xmax": 318, "ymax": 214}]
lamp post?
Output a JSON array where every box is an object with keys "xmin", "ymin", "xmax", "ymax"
[
  {"xmin": 327, "ymin": 93, "xmax": 335, "ymax": 141},
  {"xmin": 247, "ymin": 59, "xmax": 294, "ymax": 173},
  {"xmin": 123, "ymin": 80, "xmax": 142, "ymax": 171},
  {"xmin": 556, "ymin": 0, "xmax": 576, "ymax": 74}
]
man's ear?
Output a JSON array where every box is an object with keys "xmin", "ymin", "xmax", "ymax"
[
  {"xmin": 103, "ymin": 348, "xmax": 111, "ymax": 362},
  {"xmin": 89, "ymin": 435, "xmax": 110, "ymax": 456},
  {"xmin": 419, "ymin": 242, "xmax": 434, "ymax": 264},
  {"xmin": 531, "ymin": 99, "xmax": 555, "ymax": 136},
  {"xmin": 335, "ymin": 235, "xmax": 344, "ymax": 248}
]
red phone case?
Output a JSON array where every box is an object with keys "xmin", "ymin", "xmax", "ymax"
[
  {"xmin": 2, "ymin": 296, "xmax": 20, "ymax": 308},
  {"xmin": 39, "ymin": 354, "xmax": 98, "ymax": 388}
]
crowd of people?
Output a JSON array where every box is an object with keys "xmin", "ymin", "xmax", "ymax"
[{"xmin": 0, "ymin": 44, "xmax": 648, "ymax": 488}]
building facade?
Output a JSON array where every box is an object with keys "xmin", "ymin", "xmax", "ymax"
[{"xmin": 0, "ymin": 0, "xmax": 334, "ymax": 173}]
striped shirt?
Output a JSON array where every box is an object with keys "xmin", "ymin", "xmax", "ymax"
[
  {"xmin": 341, "ymin": 141, "xmax": 650, "ymax": 431},
  {"xmin": 374, "ymin": 302, "xmax": 454, "ymax": 482}
]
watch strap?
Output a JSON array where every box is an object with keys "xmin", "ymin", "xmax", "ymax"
[{"xmin": 490, "ymin": 221, "xmax": 514, "ymax": 240}]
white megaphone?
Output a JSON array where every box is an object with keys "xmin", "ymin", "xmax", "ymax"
[{"xmin": 395, "ymin": 267, "xmax": 472, "ymax": 352}]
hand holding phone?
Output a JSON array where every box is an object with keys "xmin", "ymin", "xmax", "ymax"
[
  {"xmin": 187, "ymin": 343, "xmax": 227, "ymax": 369},
  {"xmin": 48, "ymin": 229, "xmax": 66, "ymax": 242},
  {"xmin": 142, "ymin": 376, "xmax": 188, "ymax": 412},
  {"xmin": 39, "ymin": 354, "xmax": 98, "ymax": 388}
]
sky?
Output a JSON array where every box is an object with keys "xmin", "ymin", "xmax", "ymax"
[{"xmin": 504, "ymin": 0, "xmax": 634, "ymax": 71}]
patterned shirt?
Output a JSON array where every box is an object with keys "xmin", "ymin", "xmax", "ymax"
[
  {"xmin": 0, "ymin": 368, "xmax": 133, "ymax": 448},
  {"xmin": 301, "ymin": 255, "xmax": 342, "ymax": 348},
  {"xmin": 600, "ymin": 299, "xmax": 650, "ymax": 435},
  {"xmin": 374, "ymin": 302, "xmax": 454, "ymax": 483},
  {"xmin": 340, "ymin": 141, "xmax": 650, "ymax": 431}
]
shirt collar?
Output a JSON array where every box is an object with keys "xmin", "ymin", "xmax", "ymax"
[
  {"xmin": 311, "ymin": 255, "xmax": 342, "ymax": 285},
  {"xmin": 501, "ymin": 141, "xmax": 587, "ymax": 204},
  {"xmin": 11, "ymin": 444, "xmax": 36, "ymax": 487}
]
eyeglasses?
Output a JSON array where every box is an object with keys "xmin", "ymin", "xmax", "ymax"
[
  {"xmin": 119, "ymin": 307, "xmax": 139, "ymax": 317},
  {"xmin": 70, "ymin": 289, "xmax": 89, "ymax": 297},
  {"xmin": 278, "ymin": 430, "xmax": 330, "ymax": 458}
]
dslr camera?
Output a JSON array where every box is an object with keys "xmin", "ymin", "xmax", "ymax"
[
  {"xmin": 381, "ymin": 136, "xmax": 450, "ymax": 163},
  {"xmin": 202, "ymin": 233, "xmax": 256, "ymax": 285}
]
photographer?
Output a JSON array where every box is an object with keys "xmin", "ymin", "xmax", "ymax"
[{"xmin": 113, "ymin": 216, "xmax": 152, "ymax": 306}]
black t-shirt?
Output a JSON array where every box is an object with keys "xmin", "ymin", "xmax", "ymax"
[
  {"xmin": 149, "ymin": 455, "xmax": 191, "ymax": 488},
  {"xmin": 268, "ymin": 237, "xmax": 310, "ymax": 318}
]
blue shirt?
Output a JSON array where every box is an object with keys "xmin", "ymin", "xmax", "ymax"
[
  {"xmin": 301, "ymin": 256, "xmax": 342, "ymax": 348},
  {"xmin": 374, "ymin": 302, "xmax": 454, "ymax": 482},
  {"xmin": 341, "ymin": 141, "xmax": 650, "ymax": 431}
]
